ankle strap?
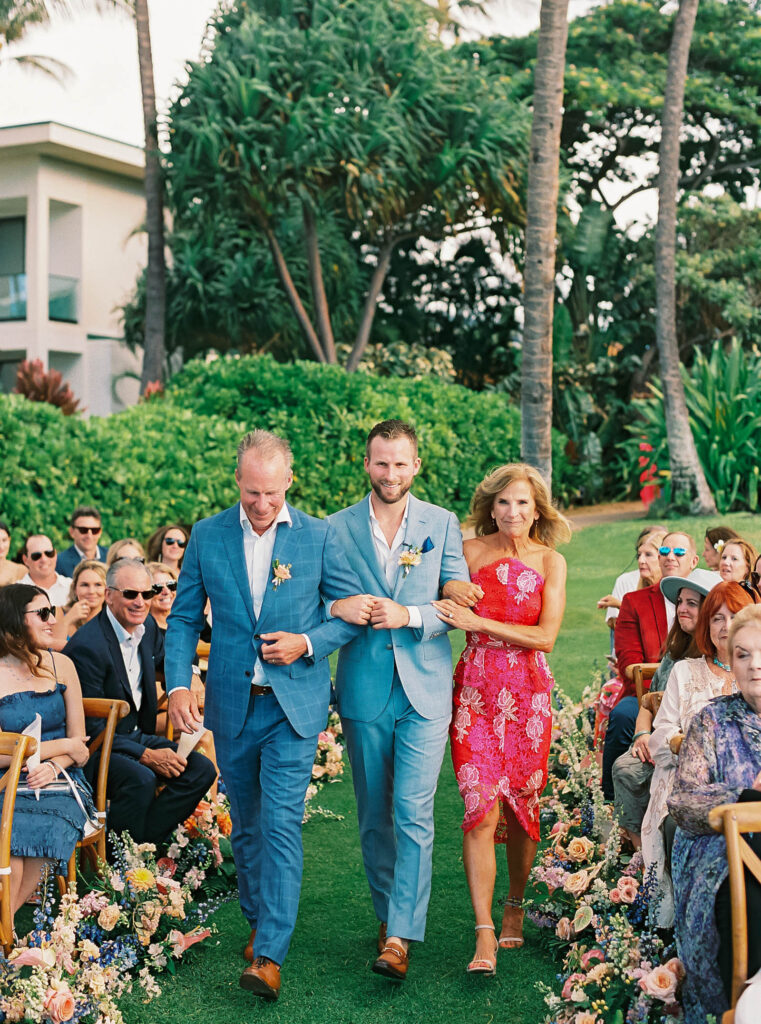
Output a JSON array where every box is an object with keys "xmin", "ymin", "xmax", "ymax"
[
  {"xmin": 503, "ymin": 896, "xmax": 523, "ymax": 908},
  {"xmin": 475, "ymin": 924, "xmax": 495, "ymax": 932}
]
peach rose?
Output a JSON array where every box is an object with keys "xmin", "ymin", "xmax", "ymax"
[
  {"xmin": 664, "ymin": 957, "xmax": 686, "ymax": 981},
  {"xmin": 617, "ymin": 876, "xmax": 639, "ymax": 904},
  {"xmin": 97, "ymin": 904, "xmax": 121, "ymax": 931},
  {"xmin": 639, "ymin": 966, "xmax": 678, "ymax": 1002},
  {"xmin": 43, "ymin": 986, "xmax": 75, "ymax": 1024},
  {"xmin": 574, "ymin": 1013, "xmax": 599, "ymax": 1024},
  {"xmin": 566, "ymin": 837, "xmax": 596, "ymax": 863},
  {"xmin": 564, "ymin": 870, "xmax": 591, "ymax": 896},
  {"xmin": 609, "ymin": 888, "xmax": 621, "ymax": 903}
]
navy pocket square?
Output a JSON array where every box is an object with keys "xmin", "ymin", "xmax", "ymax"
[{"xmin": 421, "ymin": 537, "xmax": 435, "ymax": 553}]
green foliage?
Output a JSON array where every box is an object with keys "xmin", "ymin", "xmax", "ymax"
[{"xmin": 623, "ymin": 340, "xmax": 761, "ymax": 513}]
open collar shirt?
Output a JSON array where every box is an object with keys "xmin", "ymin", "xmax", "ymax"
[
  {"xmin": 106, "ymin": 607, "xmax": 146, "ymax": 710},
  {"xmin": 367, "ymin": 494, "xmax": 422, "ymax": 629}
]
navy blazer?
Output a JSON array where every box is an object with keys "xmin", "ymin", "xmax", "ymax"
[
  {"xmin": 64, "ymin": 608, "xmax": 164, "ymax": 760},
  {"xmin": 57, "ymin": 544, "xmax": 107, "ymax": 578}
]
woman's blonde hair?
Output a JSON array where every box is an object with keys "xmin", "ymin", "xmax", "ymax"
[
  {"xmin": 466, "ymin": 463, "xmax": 572, "ymax": 549},
  {"xmin": 106, "ymin": 537, "xmax": 146, "ymax": 567},
  {"xmin": 146, "ymin": 561, "xmax": 178, "ymax": 581},
  {"xmin": 729, "ymin": 603, "xmax": 761, "ymax": 664},
  {"xmin": 66, "ymin": 559, "xmax": 107, "ymax": 608},
  {"xmin": 722, "ymin": 538, "xmax": 758, "ymax": 580},
  {"xmin": 636, "ymin": 529, "xmax": 667, "ymax": 589}
]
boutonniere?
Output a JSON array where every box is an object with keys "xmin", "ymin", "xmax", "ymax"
[
  {"xmin": 271, "ymin": 559, "xmax": 292, "ymax": 589},
  {"xmin": 398, "ymin": 537, "xmax": 435, "ymax": 577}
]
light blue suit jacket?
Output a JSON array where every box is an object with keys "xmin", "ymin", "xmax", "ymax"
[
  {"xmin": 164, "ymin": 503, "xmax": 361, "ymax": 740},
  {"xmin": 329, "ymin": 493, "xmax": 469, "ymax": 722}
]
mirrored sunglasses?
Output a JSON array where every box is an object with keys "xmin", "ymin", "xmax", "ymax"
[
  {"xmin": 164, "ymin": 538, "xmax": 187, "ymax": 548},
  {"xmin": 659, "ymin": 546, "xmax": 687, "ymax": 557}
]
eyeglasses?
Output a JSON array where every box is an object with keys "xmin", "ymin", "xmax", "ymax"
[
  {"xmin": 108, "ymin": 587, "xmax": 155, "ymax": 601},
  {"xmin": 659, "ymin": 546, "xmax": 687, "ymax": 557},
  {"xmin": 25, "ymin": 606, "xmax": 55, "ymax": 621},
  {"xmin": 163, "ymin": 538, "xmax": 187, "ymax": 548},
  {"xmin": 28, "ymin": 549, "xmax": 55, "ymax": 561},
  {"xmin": 73, "ymin": 525, "xmax": 101, "ymax": 534},
  {"xmin": 152, "ymin": 581, "xmax": 177, "ymax": 593}
]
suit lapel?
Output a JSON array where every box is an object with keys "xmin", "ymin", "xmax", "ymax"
[
  {"xmin": 257, "ymin": 504, "xmax": 303, "ymax": 629},
  {"xmin": 392, "ymin": 494, "xmax": 427, "ymax": 600},
  {"xmin": 650, "ymin": 586, "xmax": 667, "ymax": 644},
  {"xmin": 99, "ymin": 612, "xmax": 136, "ymax": 708},
  {"xmin": 224, "ymin": 507, "xmax": 256, "ymax": 627},
  {"xmin": 347, "ymin": 498, "xmax": 391, "ymax": 596}
]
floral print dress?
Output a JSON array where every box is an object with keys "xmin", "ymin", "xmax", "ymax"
[{"xmin": 450, "ymin": 557, "xmax": 554, "ymax": 842}]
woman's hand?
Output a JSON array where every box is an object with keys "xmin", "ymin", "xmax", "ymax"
[
  {"xmin": 441, "ymin": 580, "xmax": 484, "ymax": 607},
  {"xmin": 66, "ymin": 735, "xmax": 90, "ymax": 767},
  {"xmin": 597, "ymin": 594, "xmax": 621, "ymax": 610},
  {"xmin": 25, "ymin": 760, "xmax": 60, "ymax": 790},
  {"xmin": 63, "ymin": 600, "xmax": 90, "ymax": 630},
  {"xmin": 432, "ymin": 598, "xmax": 481, "ymax": 631},
  {"xmin": 631, "ymin": 733, "xmax": 653, "ymax": 765}
]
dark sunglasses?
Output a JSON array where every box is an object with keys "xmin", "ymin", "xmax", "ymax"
[
  {"xmin": 29, "ymin": 549, "xmax": 55, "ymax": 561},
  {"xmin": 73, "ymin": 525, "xmax": 101, "ymax": 534},
  {"xmin": 659, "ymin": 546, "xmax": 687, "ymax": 557},
  {"xmin": 163, "ymin": 537, "xmax": 187, "ymax": 548},
  {"xmin": 26, "ymin": 606, "xmax": 55, "ymax": 621},
  {"xmin": 108, "ymin": 586, "xmax": 155, "ymax": 601},
  {"xmin": 152, "ymin": 581, "xmax": 177, "ymax": 593}
]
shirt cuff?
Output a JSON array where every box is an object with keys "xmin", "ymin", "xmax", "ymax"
[
  {"xmin": 302, "ymin": 634, "xmax": 314, "ymax": 656},
  {"xmin": 405, "ymin": 606, "xmax": 422, "ymax": 629}
]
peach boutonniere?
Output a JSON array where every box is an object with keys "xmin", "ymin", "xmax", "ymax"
[{"xmin": 272, "ymin": 559, "xmax": 292, "ymax": 589}]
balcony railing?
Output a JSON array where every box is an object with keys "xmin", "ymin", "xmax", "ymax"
[
  {"xmin": 0, "ymin": 273, "xmax": 27, "ymax": 321},
  {"xmin": 48, "ymin": 274, "xmax": 79, "ymax": 323}
]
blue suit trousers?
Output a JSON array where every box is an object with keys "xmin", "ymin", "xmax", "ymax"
[{"xmin": 215, "ymin": 690, "xmax": 318, "ymax": 966}]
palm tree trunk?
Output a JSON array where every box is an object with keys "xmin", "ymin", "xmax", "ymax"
[
  {"xmin": 346, "ymin": 238, "xmax": 396, "ymax": 372},
  {"xmin": 302, "ymin": 203, "xmax": 337, "ymax": 363},
  {"xmin": 135, "ymin": 0, "xmax": 166, "ymax": 392},
  {"xmin": 520, "ymin": 0, "xmax": 569, "ymax": 487},
  {"xmin": 261, "ymin": 222, "xmax": 327, "ymax": 363},
  {"xmin": 655, "ymin": 0, "xmax": 716, "ymax": 513}
]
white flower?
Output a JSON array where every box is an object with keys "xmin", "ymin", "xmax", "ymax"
[
  {"xmin": 514, "ymin": 569, "xmax": 539, "ymax": 603},
  {"xmin": 453, "ymin": 706, "xmax": 472, "ymax": 743}
]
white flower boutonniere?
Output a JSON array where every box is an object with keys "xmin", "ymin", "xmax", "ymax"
[{"xmin": 271, "ymin": 559, "xmax": 292, "ymax": 589}]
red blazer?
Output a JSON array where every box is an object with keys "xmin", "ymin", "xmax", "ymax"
[{"xmin": 614, "ymin": 583, "xmax": 668, "ymax": 698}]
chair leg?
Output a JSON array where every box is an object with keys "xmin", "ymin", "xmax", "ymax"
[{"xmin": 1, "ymin": 882, "xmax": 13, "ymax": 955}]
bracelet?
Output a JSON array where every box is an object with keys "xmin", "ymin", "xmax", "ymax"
[
  {"xmin": 631, "ymin": 731, "xmax": 650, "ymax": 743},
  {"xmin": 48, "ymin": 760, "xmax": 62, "ymax": 779}
]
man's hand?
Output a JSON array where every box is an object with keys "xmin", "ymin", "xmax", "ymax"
[
  {"xmin": 441, "ymin": 580, "xmax": 484, "ymax": 607},
  {"xmin": 369, "ymin": 599, "xmax": 410, "ymax": 630},
  {"xmin": 331, "ymin": 594, "xmax": 376, "ymax": 625},
  {"xmin": 140, "ymin": 746, "xmax": 188, "ymax": 779},
  {"xmin": 260, "ymin": 632, "xmax": 308, "ymax": 665},
  {"xmin": 168, "ymin": 688, "xmax": 204, "ymax": 735}
]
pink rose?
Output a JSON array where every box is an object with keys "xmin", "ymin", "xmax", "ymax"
[
  {"xmin": 609, "ymin": 888, "xmax": 621, "ymax": 903},
  {"xmin": 664, "ymin": 957, "xmax": 686, "ymax": 981},
  {"xmin": 561, "ymin": 972, "xmax": 585, "ymax": 1000},
  {"xmin": 639, "ymin": 966, "xmax": 678, "ymax": 1002},
  {"xmin": 157, "ymin": 856, "xmax": 176, "ymax": 877},
  {"xmin": 43, "ymin": 987, "xmax": 75, "ymax": 1024},
  {"xmin": 617, "ymin": 876, "xmax": 639, "ymax": 904},
  {"xmin": 581, "ymin": 948, "xmax": 605, "ymax": 969}
]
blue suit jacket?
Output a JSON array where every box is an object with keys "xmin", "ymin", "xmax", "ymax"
[
  {"xmin": 164, "ymin": 503, "xmax": 362, "ymax": 740},
  {"xmin": 56, "ymin": 544, "xmax": 107, "ymax": 577},
  {"xmin": 329, "ymin": 493, "xmax": 469, "ymax": 722}
]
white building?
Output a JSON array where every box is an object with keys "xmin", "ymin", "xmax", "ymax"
[{"xmin": 0, "ymin": 121, "xmax": 146, "ymax": 414}]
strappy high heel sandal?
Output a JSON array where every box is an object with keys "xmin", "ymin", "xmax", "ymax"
[
  {"xmin": 466, "ymin": 924, "xmax": 498, "ymax": 976},
  {"xmin": 498, "ymin": 896, "xmax": 524, "ymax": 949}
]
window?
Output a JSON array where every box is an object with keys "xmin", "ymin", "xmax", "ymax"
[{"xmin": 0, "ymin": 218, "xmax": 26, "ymax": 321}]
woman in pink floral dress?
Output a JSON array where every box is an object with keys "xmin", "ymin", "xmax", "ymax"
[{"xmin": 433, "ymin": 464, "xmax": 570, "ymax": 976}]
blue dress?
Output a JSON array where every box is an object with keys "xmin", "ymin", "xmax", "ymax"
[{"xmin": 0, "ymin": 678, "xmax": 96, "ymax": 864}]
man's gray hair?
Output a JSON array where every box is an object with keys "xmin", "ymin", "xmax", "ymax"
[
  {"xmin": 237, "ymin": 429, "xmax": 293, "ymax": 471},
  {"xmin": 107, "ymin": 558, "xmax": 153, "ymax": 589}
]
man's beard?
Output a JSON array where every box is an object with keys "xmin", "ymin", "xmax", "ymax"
[{"xmin": 370, "ymin": 478, "xmax": 412, "ymax": 505}]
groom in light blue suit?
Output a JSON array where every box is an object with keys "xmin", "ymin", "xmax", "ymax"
[
  {"xmin": 328, "ymin": 420, "xmax": 469, "ymax": 980},
  {"xmin": 164, "ymin": 430, "xmax": 361, "ymax": 1001}
]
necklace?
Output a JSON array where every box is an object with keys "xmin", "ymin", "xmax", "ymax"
[{"xmin": 714, "ymin": 656, "xmax": 731, "ymax": 672}]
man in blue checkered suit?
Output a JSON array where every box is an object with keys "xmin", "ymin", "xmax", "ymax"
[
  {"xmin": 328, "ymin": 420, "xmax": 470, "ymax": 981},
  {"xmin": 164, "ymin": 430, "xmax": 362, "ymax": 1001}
]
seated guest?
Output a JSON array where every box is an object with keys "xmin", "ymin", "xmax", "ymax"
[
  {"xmin": 56, "ymin": 506, "xmax": 107, "ymax": 578},
  {"xmin": 703, "ymin": 525, "xmax": 740, "ymax": 571},
  {"xmin": 668, "ymin": 602, "xmax": 761, "ymax": 1024},
  {"xmin": 0, "ymin": 520, "xmax": 25, "ymax": 587},
  {"xmin": 19, "ymin": 534, "xmax": 71, "ymax": 607},
  {"xmin": 601, "ymin": 531, "xmax": 701, "ymax": 800},
  {"xmin": 146, "ymin": 562, "xmax": 178, "ymax": 634},
  {"xmin": 146, "ymin": 524, "xmax": 188, "ymax": 575},
  {"xmin": 642, "ymin": 580, "xmax": 752, "ymax": 925},
  {"xmin": 597, "ymin": 526, "xmax": 666, "ymax": 631},
  {"xmin": 612, "ymin": 568, "xmax": 716, "ymax": 847},
  {"xmin": 105, "ymin": 538, "xmax": 145, "ymax": 567},
  {"xmin": 63, "ymin": 558, "xmax": 216, "ymax": 845},
  {"xmin": 61, "ymin": 560, "xmax": 107, "ymax": 639},
  {"xmin": 0, "ymin": 584, "xmax": 94, "ymax": 928},
  {"xmin": 719, "ymin": 538, "xmax": 758, "ymax": 587}
]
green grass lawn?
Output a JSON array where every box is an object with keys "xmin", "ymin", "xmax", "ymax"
[{"xmin": 120, "ymin": 511, "xmax": 761, "ymax": 1023}]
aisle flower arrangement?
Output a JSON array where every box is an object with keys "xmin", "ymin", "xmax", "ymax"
[
  {"xmin": 527, "ymin": 687, "xmax": 685, "ymax": 1024},
  {"xmin": 304, "ymin": 710, "xmax": 346, "ymax": 821}
]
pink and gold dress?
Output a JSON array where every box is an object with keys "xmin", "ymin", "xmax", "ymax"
[{"xmin": 450, "ymin": 557, "xmax": 554, "ymax": 842}]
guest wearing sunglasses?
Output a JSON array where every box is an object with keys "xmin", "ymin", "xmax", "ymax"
[
  {"xmin": 56, "ymin": 506, "xmax": 107, "ymax": 578},
  {"xmin": 19, "ymin": 534, "xmax": 72, "ymax": 607},
  {"xmin": 146, "ymin": 525, "xmax": 188, "ymax": 575},
  {"xmin": 64, "ymin": 558, "xmax": 216, "ymax": 844},
  {"xmin": 146, "ymin": 562, "xmax": 178, "ymax": 633}
]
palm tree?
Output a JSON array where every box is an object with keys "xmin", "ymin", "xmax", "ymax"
[
  {"xmin": 520, "ymin": 0, "xmax": 570, "ymax": 486},
  {"xmin": 0, "ymin": 0, "xmax": 71, "ymax": 81},
  {"xmin": 654, "ymin": 0, "xmax": 716, "ymax": 513}
]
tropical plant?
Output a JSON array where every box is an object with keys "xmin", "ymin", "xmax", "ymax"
[
  {"xmin": 13, "ymin": 357, "xmax": 81, "ymax": 413},
  {"xmin": 0, "ymin": 0, "xmax": 70, "ymax": 80}
]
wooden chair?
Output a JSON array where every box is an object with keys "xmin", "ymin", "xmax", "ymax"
[
  {"xmin": 633, "ymin": 663, "xmax": 660, "ymax": 704},
  {"xmin": 708, "ymin": 802, "xmax": 761, "ymax": 1022},
  {"xmin": 58, "ymin": 698, "xmax": 130, "ymax": 893},
  {"xmin": 640, "ymin": 689, "xmax": 664, "ymax": 718},
  {"xmin": 0, "ymin": 732, "xmax": 37, "ymax": 955}
]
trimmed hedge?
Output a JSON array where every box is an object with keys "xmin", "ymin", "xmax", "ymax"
[{"xmin": 0, "ymin": 356, "xmax": 582, "ymax": 549}]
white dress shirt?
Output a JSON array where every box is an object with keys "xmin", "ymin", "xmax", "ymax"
[
  {"xmin": 106, "ymin": 607, "xmax": 145, "ymax": 710},
  {"xmin": 20, "ymin": 572, "xmax": 72, "ymax": 608},
  {"xmin": 368, "ymin": 494, "xmax": 422, "ymax": 629},
  {"xmin": 239, "ymin": 503, "xmax": 312, "ymax": 687}
]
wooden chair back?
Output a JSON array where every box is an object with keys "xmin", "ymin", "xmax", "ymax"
[
  {"xmin": 640, "ymin": 690, "xmax": 665, "ymax": 717},
  {"xmin": 633, "ymin": 663, "xmax": 660, "ymax": 704},
  {"xmin": 708, "ymin": 801, "xmax": 761, "ymax": 1019},
  {"xmin": 58, "ymin": 698, "xmax": 130, "ymax": 893},
  {"xmin": 0, "ymin": 733, "xmax": 37, "ymax": 954}
]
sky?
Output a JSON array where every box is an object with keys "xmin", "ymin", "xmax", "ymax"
[{"xmin": 0, "ymin": 0, "xmax": 593, "ymax": 148}]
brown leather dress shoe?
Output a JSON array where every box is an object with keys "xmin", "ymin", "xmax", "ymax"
[
  {"xmin": 372, "ymin": 940, "xmax": 409, "ymax": 981},
  {"xmin": 243, "ymin": 928, "xmax": 257, "ymax": 963},
  {"xmin": 239, "ymin": 956, "xmax": 281, "ymax": 1001},
  {"xmin": 377, "ymin": 922, "xmax": 387, "ymax": 955}
]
